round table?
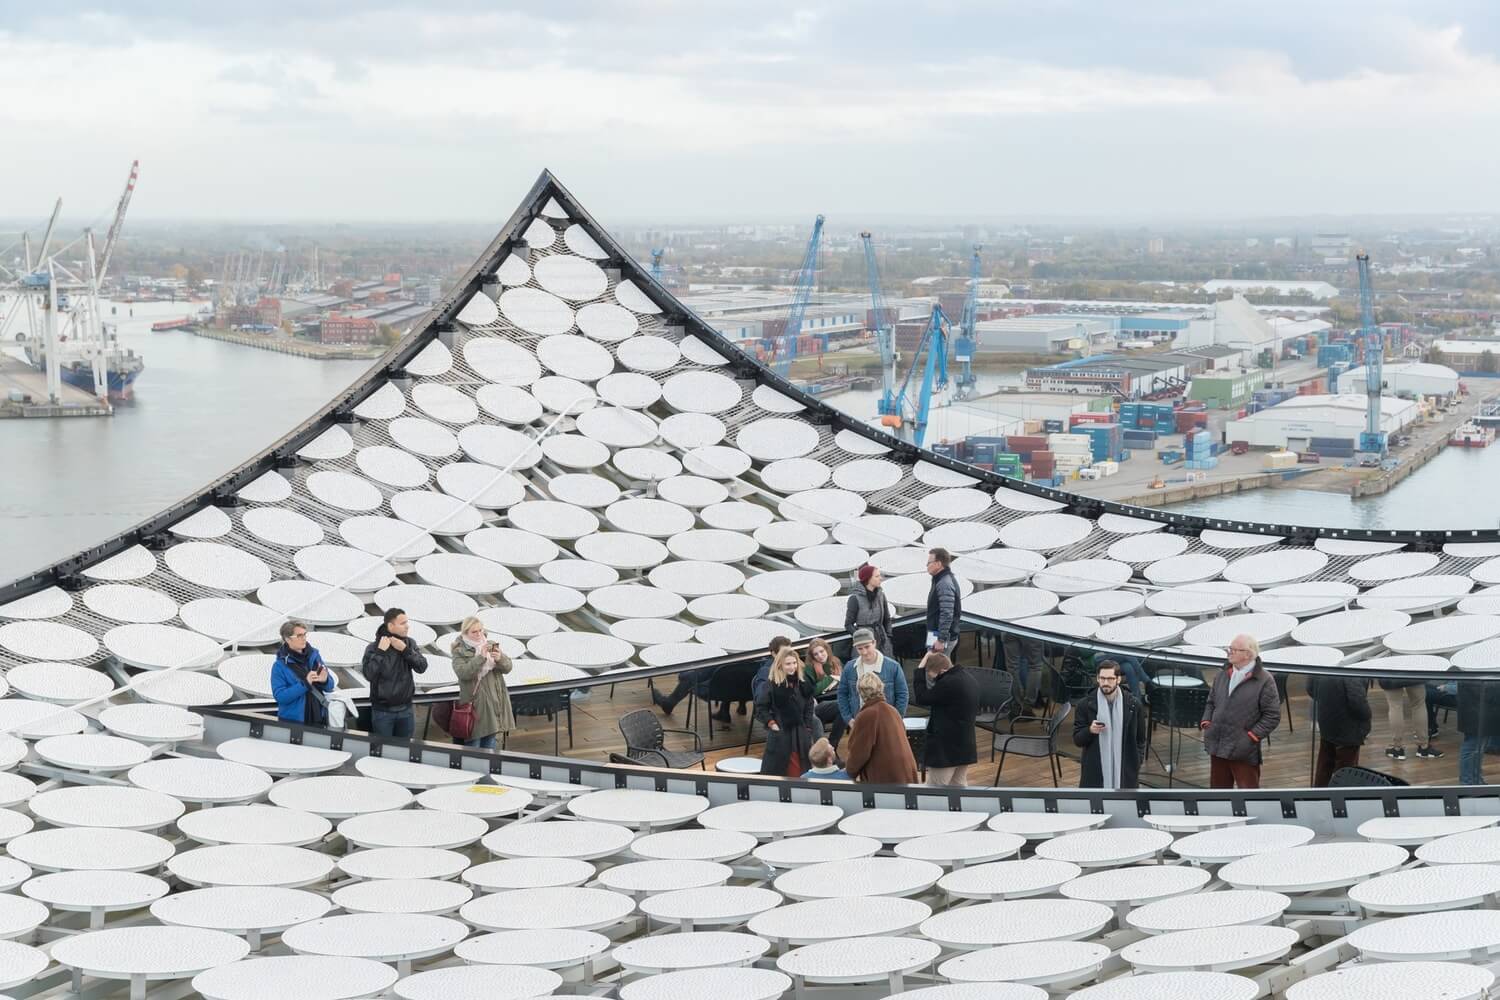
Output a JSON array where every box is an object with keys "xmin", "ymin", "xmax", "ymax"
[
  {"xmin": 453, "ymin": 929, "xmax": 610, "ymax": 971},
  {"xmin": 481, "ymin": 820, "xmax": 635, "ymax": 860},
  {"xmin": 1417, "ymin": 828, "xmax": 1500, "ymax": 865},
  {"xmin": 1349, "ymin": 863, "xmax": 1500, "ymax": 913},
  {"xmin": 597, "ymin": 859, "xmax": 731, "ymax": 897},
  {"xmin": 280, "ymin": 913, "xmax": 469, "ymax": 976},
  {"xmin": 34, "ymin": 734, "xmax": 151, "ymax": 773},
  {"xmin": 0, "ymin": 861, "xmax": 30, "ymax": 893},
  {"xmin": 337, "ymin": 848, "xmax": 470, "ymax": 882},
  {"xmin": 986, "ymin": 812, "xmax": 1108, "ymax": 839},
  {"xmin": 939, "ymin": 859, "xmax": 1082, "ymax": 901},
  {"xmin": 332, "ymin": 878, "xmax": 474, "ymax": 915},
  {"xmin": 633, "ymin": 828, "xmax": 758, "ymax": 863},
  {"xmin": 1171, "ymin": 824, "xmax": 1315, "ymax": 864},
  {"xmin": 1068, "ymin": 972, "xmax": 1259, "ymax": 1000},
  {"xmin": 0, "ymin": 893, "xmax": 49, "ymax": 941},
  {"xmin": 887, "ymin": 986, "xmax": 1046, "ymax": 1000},
  {"xmin": 390, "ymin": 964, "xmax": 563, "ymax": 1000},
  {"xmin": 1143, "ymin": 813, "xmax": 1251, "ymax": 833},
  {"xmin": 1034, "ymin": 828, "xmax": 1173, "ymax": 869},
  {"xmin": 215, "ymin": 738, "xmax": 350, "ymax": 775},
  {"xmin": 567, "ymin": 788, "xmax": 709, "ymax": 830},
  {"xmin": 177, "ymin": 804, "xmax": 332, "ymax": 846},
  {"xmin": 459, "ymin": 886, "xmax": 636, "ymax": 932},
  {"xmin": 639, "ymin": 886, "xmax": 784, "ymax": 932},
  {"xmin": 747, "ymin": 896, "xmax": 930, "ymax": 947},
  {"xmin": 753, "ymin": 834, "xmax": 881, "ymax": 869},
  {"xmin": 698, "ymin": 802, "xmax": 843, "ymax": 841},
  {"xmin": 21, "ymin": 870, "xmax": 168, "ymax": 928},
  {"xmin": 149, "ymin": 886, "xmax": 331, "ymax": 949},
  {"xmin": 168, "ymin": 845, "xmax": 336, "ymax": 888},
  {"xmin": 414, "ymin": 782, "xmax": 532, "ymax": 818},
  {"xmin": 1349, "ymin": 910, "xmax": 1500, "ymax": 961},
  {"xmin": 7, "ymin": 826, "xmax": 174, "ymax": 873},
  {"xmin": 27, "ymin": 785, "xmax": 184, "ymax": 831},
  {"xmin": 1121, "ymin": 924, "xmax": 1299, "ymax": 972},
  {"xmin": 191, "ymin": 956, "xmax": 399, "ymax": 1000},
  {"xmin": 1357, "ymin": 815, "xmax": 1500, "ymax": 845},
  {"xmin": 0, "ymin": 941, "xmax": 46, "ymax": 990},
  {"xmin": 462, "ymin": 857, "xmax": 595, "ymax": 893},
  {"xmin": 127, "ymin": 758, "xmax": 273, "ymax": 805},
  {"xmin": 714, "ymin": 757, "xmax": 764, "ymax": 775},
  {"xmin": 1059, "ymin": 864, "xmax": 1211, "ymax": 923},
  {"xmin": 617, "ymin": 967, "xmax": 794, "ymax": 1000},
  {"xmin": 892, "ymin": 831, "xmax": 1026, "ymax": 868},
  {"xmin": 1126, "ymin": 890, "xmax": 1292, "ymax": 934},
  {"xmin": 836, "ymin": 808, "xmax": 985, "ymax": 843},
  {"xmin": 1219, "ymin": 842, "xmax": 1407, "ymax": 893},
  {"xmin": 938, "ymin": 941, "xmax": 1110, "ymax": 990},
  {"xmin": 337, "ymin": 809, "xmax": 487, "ymax": 850},
  {"xmin": 51, "ymin": 926, "xmax": 251, "ymax": 1000},
  {"xmin": 776, "ymin": 936, "xmax": 941, "ymax": 996},
  {"xmin": 612, "ymin": 931, "xmax": 770, "ymax": 974},
  {"xmin": 919, "ymin": 899, "xmax": 1113, "ymax": 951},
  {"xmin": 1285, "ymin": 962, "xmax": 1495, "ymax": 1000},
  {"xmin": 353, "ymin": 756, "xmax": 480, "ymax": 790},
  {"xmin": 772, "ymin": 857, "xmax": 942, "ymax": 901},
  {"xmin": 268, "ymin": 776, "xmax": 413, "ymax": 818}
]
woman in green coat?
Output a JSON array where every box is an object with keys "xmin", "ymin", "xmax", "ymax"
[{"xmin": 449, "ymin": 616, "xmax": 515, "ymax": 749}]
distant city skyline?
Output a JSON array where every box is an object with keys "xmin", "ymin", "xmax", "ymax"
[{"xmin": 3, "ymin": 1, "xmax": 1500, "ymax": 223}]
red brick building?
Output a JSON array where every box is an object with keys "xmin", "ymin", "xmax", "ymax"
[{"xmin": 320, "ymin": 314, "xmax": 377, "ymax": 344}]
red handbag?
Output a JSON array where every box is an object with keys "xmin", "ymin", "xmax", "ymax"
[{"xmin": 448, "ymin": 701, "xmax": 478, "ymax": 742}]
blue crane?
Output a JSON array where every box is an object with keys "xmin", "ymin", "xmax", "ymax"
[
  {"xmin": 1356, "ymin": 252, "xmax": 1387, "ymax": 460},
  {"xmin": 952, "ymin": 244, "xmax": 982, "ymax": 400},
  {"xmin": 650, "ymin": 248, "xmax": 665, "ymax": 284},
  {"xmin": 767, "ymin": 215, "xmax": 824, "ymax": 379},
  {"xmin": 881, "ymin": 304, "xmax": 949, "ymax": 447},
  {"xmin": 861, "ymin": 231, "xmax": 902, "ymax": 423}
]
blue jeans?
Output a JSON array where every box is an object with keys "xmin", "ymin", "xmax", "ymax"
[
  {"xmin": 462, "ymin": 735, "xmax": 498, "ymax": 750},
  {"xmin": 371, "ymin": 707, "xmax": 414, "ymax": 739},
  {"xmin": 1461, "ymin": 733, "xmax": 1486, "ymax": 785}
]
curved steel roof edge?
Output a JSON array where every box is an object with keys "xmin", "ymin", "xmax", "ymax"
[{"xmin": 5, "ymin": 168, "xmax": 1494, "ymax": 610}]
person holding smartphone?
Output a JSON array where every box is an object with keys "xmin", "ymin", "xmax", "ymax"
[
  {"xmin": 1072, "ymin": 660, "xmax": 1145, "ymax": 789},
  {"xmin": 450, "ymin": 615, "xmax": 514, "ymax": 751},
  {"xmin": 271, "ymin": 620, "xmax": 334, "ymax": 726}
]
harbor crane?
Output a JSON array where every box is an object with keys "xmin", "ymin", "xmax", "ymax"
[
  {"xmin": 95, "ymin": 159, "xmax": 139, "ymax": 286},
  {"xmin": 767, "ymin": 215, "xmax": 824, "ymax": 380},
  {"xmin": 861, "ymin": 231, "xmax": 902, "ymax": 425},
  {"xmin": 650, "ymin": 248, "xmax": 665, "ymax": 284},
  {"xmin": 1356, "ymin": 252, "xmax": 1387, "ymax": 462},
  {"xmin": 879, "ymin": 304, "xmax": 950, "ymax": 447},
  {"xmin": 952, "ymin": 245, "xmax": 982, "ymax": 400}
]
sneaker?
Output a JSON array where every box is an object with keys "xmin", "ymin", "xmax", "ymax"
[
  {"xmin": 1385, "ymin": 746, "xmax": 1407, "ymax": 761},
  {"xmin": 1429, "ymin": 727, "xmax": 1440, "ymax": 740},
  {"xmin": 651, "ymin": 691, "xmax": 676, "ymax": 716},
  {"xmin": 1417, "ymin": 745, "xmax": 1445, "ymax": 759}
]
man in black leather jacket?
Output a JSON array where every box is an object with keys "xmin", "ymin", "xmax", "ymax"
[{"xmin": 360, "ymin": 607, "xmax": 428, "ymax": 738}]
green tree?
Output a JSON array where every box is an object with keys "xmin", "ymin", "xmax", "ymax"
[{"xmin": 377, "ymin": 323, "xmax": 402, "ymax": 347}]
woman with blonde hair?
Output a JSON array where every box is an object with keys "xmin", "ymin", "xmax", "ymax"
[
  {"xmin": 448, "ymin": 616, "xmax": 514, "ymax": 750},
  {"xmin": 844, "ymin": 672, "xmax": 919, "ymax": 784},
  {"xmin": 756, "ymin": 647, "xmax": 818, "ymax": 777},
  {"xmin": 805, "ymin": 638, "xmax": 847, "ymax": 750}
]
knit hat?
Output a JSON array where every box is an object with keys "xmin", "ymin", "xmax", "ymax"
[
  {"xmin": 852, "ymin": 627, "xmax": 876, "ymax": 646},
  {"xmin": 856, "ymin": 563, "xmax": 876, "ymax": 585}
]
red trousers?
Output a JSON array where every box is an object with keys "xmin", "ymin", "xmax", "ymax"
[{"xmin": 1209, "ymin": 755, "xmax": 1261, "ymax": 789}]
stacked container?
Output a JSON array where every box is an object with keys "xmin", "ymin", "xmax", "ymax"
[
  {"xmin": 994, "ymin": 453, "xmax": 1024, "ymax": 479},
  {"xmin": 1030, "ymin": 451, "xmax": 1056, "ymax": 481},
  {"xmin": 1076, "ymin": 423, "xmax": 1123, "ymax": 463},
  {"xmin": 1185, "ymin": 427, "xmax": 1218, "ymax": 470}
]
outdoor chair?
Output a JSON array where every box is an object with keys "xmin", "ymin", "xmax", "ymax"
[
  {"xmin": 618, "ymin": 709, "xmax": 706, "ymax": 770},
  {"xmin": 993, "ymin": 701, "xmax": 1073, "ymax": 787}
]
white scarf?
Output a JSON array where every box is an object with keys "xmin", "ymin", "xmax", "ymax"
[{"xmin": 1096, "ymin": 689, "xmax": 1124, "ymax": 790}]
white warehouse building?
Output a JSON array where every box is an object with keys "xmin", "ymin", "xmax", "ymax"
[
  {"xmin": 1335, "ymin": 362, "xmax": 1461, "ymax": 399},
  {"xmin": 1225, "ymin": 394, "xmax": 1421, "ymax": 450}
]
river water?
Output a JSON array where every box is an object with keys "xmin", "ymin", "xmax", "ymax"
[
  {"xmin": 0, "ymin": 300, "xmax": 372, "ymax": 581},
  {"xmin": 0, "ymin": 312, "xmax": 1489, "ymax": 586}
]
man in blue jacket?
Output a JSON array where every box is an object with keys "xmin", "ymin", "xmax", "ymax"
[
  {"xmin": 838, "ymin": 627, "xmax": 908, "ymax": 729},
  {"xmin": 271, "ymin": 620, "xmax": 335, "ymax": 725}
]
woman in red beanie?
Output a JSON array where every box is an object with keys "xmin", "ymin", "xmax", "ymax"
[{"xmin": 845, "ymin": 563, "xmax": 895, "ymax": 659}]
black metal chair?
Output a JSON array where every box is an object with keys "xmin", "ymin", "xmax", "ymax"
[
  {"xmin": 510, "ymin": 690, "xmax": 572, "ymax": 756},
  {"xmin": 618, "ymin": 709, "xmax": 706, "ymax": 770},
  {"xmin": 993, "ymin": 701, "xmax": 1073, "ymax": 786},
  {"xmin": 1329, "ymin": 765, "xmax": 1410, "ymax": 787},
  {"xmin": 688, "ymin": 661, "xmax": 758, "ymax": 741},
  {"xmin": 974, "ymin": 668, "xmax": 1016, "ymax": 751},
  {"xmin": 1145, "ymin": 671, "xmax": 1210, "ymax": 782}
]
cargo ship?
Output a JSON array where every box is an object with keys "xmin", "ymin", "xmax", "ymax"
[
  {"xmin": 150, "ymin": 316, "xmax": 195, "ymax": 333},
  {"xmin": 24, "ymin": 323, "xmax": 144, "ymax": 400}
]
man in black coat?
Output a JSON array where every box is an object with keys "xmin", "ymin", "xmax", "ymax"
[
  {"xmin": 1309, "ymin": 674, "xmax": 1372, "ymax": 786},
  {"xmin": 360, "ymin": 607, "xmax": 428, "ymax": 739},
  {"xmin": 1073, "ymin": 660, "xmax": 1147, "ymax": 789},
  {"xmin": 911, "ymin": 652, "xmax": 979, "ymax": 786}
]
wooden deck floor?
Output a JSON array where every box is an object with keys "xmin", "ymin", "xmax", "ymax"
[{"xmin": 444, "ymin": 669, "xmax": 1475, "ymax": 789}]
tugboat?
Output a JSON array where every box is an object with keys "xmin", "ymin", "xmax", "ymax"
[{"xmin": 1450, "ymin": 420, "xmax": 1493, "ymax": 448}]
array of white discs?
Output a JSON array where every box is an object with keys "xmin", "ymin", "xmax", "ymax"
[
  {"xmin": 0, "ymin": 764, "xmax": 1489, "ymax": 999},
  {"xmin": 5, "ymin": 199, "xmax": 1499, "ymax": 750}
]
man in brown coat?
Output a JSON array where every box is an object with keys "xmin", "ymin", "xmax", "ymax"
[
  {"xmin": 1199, "ymin": 634, "xmax": 1282, "ymax": 788},
  {"xmin": 844, "ymin": 673, "xmax": 919, "ymax": 785}
]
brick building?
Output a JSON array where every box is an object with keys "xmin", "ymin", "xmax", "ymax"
[{"xmin": 320, "ymin": 314, "xmax": 378, "ymax": 344}]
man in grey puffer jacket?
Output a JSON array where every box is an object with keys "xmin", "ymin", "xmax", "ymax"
[{"xmin": 925, "ymin": 547, "xmax": 962, "ymax": 654}]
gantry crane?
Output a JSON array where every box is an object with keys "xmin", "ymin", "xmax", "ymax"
[
  {"xmin": 767, "ymin": 215, "xmax": 824, "ymax": 380},
  {"xmin": 861, "ymin": 231, "xmax": 902, "ymax": 424},
  {"xmin": 952, "ymin": 245, "xmax": 981, "ymax": 400},
  {"xmin": 880, "ymin": 304, "xmax": 950, "ymax": 447},
  {"xmin": 1356, "ymin": 252, "xmax": 1387, "ymax": 461},
  {"xmin": 650, "ymin": 248, "xmax": 665, "ymax": 284}
]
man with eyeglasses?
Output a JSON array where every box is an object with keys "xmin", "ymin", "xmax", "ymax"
[
  {"xmin": 271, "ymin": 621, "xmax": 334, "ymax": 726},
  {"xmin": 1199, "ymin": 634, "xmax": 1281, "ymax": 788},
  {"xmin": 925, "ymin": 547, "xmax": 962, "ymax": 656},
  {"xmin": 1073, "ymin": 660, "xmax": 1146, "ymax": 789}
]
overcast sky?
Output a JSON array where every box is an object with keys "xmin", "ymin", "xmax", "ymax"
[{"xmin": 4, "ymin": 1, "xmax": 1500, "ymax": 224}]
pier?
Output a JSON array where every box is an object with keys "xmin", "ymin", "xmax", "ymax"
[
  {"xmin": 190, "ymin": 327, "xmax": 385, "ymax": 360},
  {"xmin": 0, "ymin": 354, "xmax": 111, "ymax": 419}
]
